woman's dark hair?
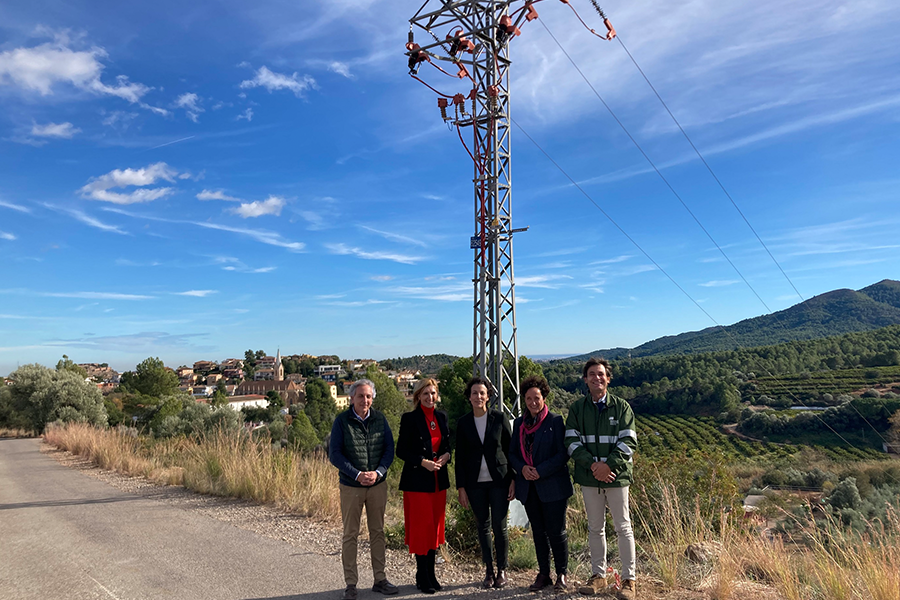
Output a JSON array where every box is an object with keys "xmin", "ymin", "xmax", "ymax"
[
  {"xmin": 521, "ymin": 375, "xmax": 550, "ymax": 399},
  {"xmin": 464, "ymin": 376, "xmax": 494, "ymax": 398}
]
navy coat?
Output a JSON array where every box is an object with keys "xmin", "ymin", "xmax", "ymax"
[{"xmin": 510, "ymin": 411, "xmax": 574, "ymax": 504}]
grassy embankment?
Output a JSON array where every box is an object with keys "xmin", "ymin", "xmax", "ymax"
[{"xmin": 44, "ymin": 423, "xmax": 900, "ymax": 600}]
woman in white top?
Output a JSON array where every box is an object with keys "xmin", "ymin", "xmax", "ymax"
[{"xmin": 454, "ymin": 377, "xmax": 515, "ymax": 589}]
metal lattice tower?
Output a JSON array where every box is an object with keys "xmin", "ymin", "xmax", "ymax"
[{"xmin": 408, "ymin": 1, "xmax": 537, "ymax": 418}]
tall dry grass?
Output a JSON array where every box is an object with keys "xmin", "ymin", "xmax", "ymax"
[{"xmin": 43, "ymin": 423, "xmax": 340, "ymax": 520}]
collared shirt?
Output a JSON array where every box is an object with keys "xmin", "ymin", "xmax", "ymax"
[{"xmin": 594, "ymin": 393, "xmax": 608, "ymax": 413}]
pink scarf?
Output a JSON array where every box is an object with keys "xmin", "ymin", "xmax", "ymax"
[{"xmin": 519, "ymin": 405, "xmax": 548, "ymax": 467}]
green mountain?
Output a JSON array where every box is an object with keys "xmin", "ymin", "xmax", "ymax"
[{"xmin": 569, "ymin": 279, "xmax": 900, "ymax": 361}]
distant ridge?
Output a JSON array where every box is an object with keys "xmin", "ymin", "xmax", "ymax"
[{"xmin": 567, "ymin": 279, "xmax": 900, "ymax": 362}]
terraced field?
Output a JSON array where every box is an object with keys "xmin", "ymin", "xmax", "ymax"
[{"xmin": 635, "ymin": 414, "xmax": 887, "ymax": 462}]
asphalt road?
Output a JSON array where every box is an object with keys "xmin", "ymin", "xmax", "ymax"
[{"xmin": 0, "ymin": 438, "xmax": 347, "ymax": 600}]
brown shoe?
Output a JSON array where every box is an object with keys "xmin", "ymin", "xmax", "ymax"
[
  {"xmin": 617, "ymin": 579, "xmax": 636, "ymax": 600},
  {"xmin": 341, "ymin": 585, "xmax": 357, "ymax": 600},
  {"xmin": 554, "ymin": 574, "xmax": 568, "ymax": 592},
  {"xmin": 578, "ymin": 574, "xmax": 607, "ymax": 595},
  {"xmin": 493, "ymin": 570, "xmax": 508, "ymax": 589},
  {"xmin": 529, "ymin": 573, "xmax": 553, "ymax": 592}
]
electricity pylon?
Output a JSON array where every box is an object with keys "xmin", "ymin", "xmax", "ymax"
[{"xmin": 407, "ymin": 1, "xmax": 541, "ymax": 417}]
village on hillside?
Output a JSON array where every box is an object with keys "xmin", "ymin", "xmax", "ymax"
[{"xmin": 4, "ymin": 353, "xmax": 423, "ymax": 416}]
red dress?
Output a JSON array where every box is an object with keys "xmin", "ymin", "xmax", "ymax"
[{"xmin": 403, "ymin": 405, "xmax": 447, "ymax": 554}]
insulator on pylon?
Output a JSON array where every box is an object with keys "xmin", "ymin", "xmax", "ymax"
[
  {"xmin": 487, "ymin": 85, "xmax": 499, "ymax": 111},
  {"xmin": 525, "ymin": 3, "xmax": 539, "ymax": 21},
  {"xmin": 447, "ymin": 29, "xmax": 475, "ymax": 56},
  {"xmin": 408, "ymin": 28, "xmax": 415, "ymax": 44},
  {"xmin": 438, "ymin": 97, "xmax": 449, "ymax": 120},
  {"xmin": 406, "ymin": 42, "xmax": 428, "ymax": 75},
  {"xmin": 497, "ymin": 15, "xmax": 521, "ymax": 46},
  {"xmin": 456, "ymin": 63, "xmax": 469, "ymax": 79}
]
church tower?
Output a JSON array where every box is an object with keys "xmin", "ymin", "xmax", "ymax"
[{"xmin": 275, "ymin": 348, "xmax": 284, "ymax": 381}]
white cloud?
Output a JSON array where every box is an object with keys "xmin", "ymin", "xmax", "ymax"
[
  {"xmin": 327, "ymin": 61, "xmax": 353, "ymax": 79},
  {"xmin": 174, "ymin": 290, "xmax": 218, "ymax": 297},
  {"xmin": 699, "ymin": 280, "xmax": 741, "ymax": 287},
  {"xmin": 326, "ymin": 243, "xmax": 424, "ymax": 265},
  {"xmin": 236, "ymin": 108, "xmax": 253, "ymax": 122},
  {"xmin": 0, "ymin": 35, "xmax": 150, "ymax": 102},
  {"xmin": 79, "ymin": 162, "xmax": 179, "ymax": 204},
  {"xmin": 371, "ymin": 275, "xmax": 393, "ymax": 282},
  {"xmin": 174, "ymin": 92, "xmax": 204, "ymax": 122},
  {"xmin": 239, "ymin": 66, "xmax": 317, "ymax": 97},
  {"xmin": 31, "ymin": 121, "xmax": 80, "ymax": 138},
  {"xmin": 390, "ymin": 282, "xmax": 470, "ymax": 302},
  {"xmin": 0, "ymin": 231, "xmax": 16, "ymax": 241},
  {"xmin": 232, "ymin": 195, "xmax": 287, "ymax": 218},
  {"xmin": 0, "ymin": 199, "xmax": 30, "ymax": 213},
  {"xmin": 197, "ymin": 189, "xmax": 242, "ymax": 202}
]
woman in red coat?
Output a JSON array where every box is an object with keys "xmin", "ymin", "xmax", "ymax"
[{"xmin": 397, "ymin": 378, "xmax": 451, "ymax": 594}]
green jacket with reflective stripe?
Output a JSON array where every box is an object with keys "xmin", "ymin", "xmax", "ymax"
[{"xmin": 564, "ymin": 392, "xmax": 636, "ymax": 488}]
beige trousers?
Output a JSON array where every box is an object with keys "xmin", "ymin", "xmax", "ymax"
[
  {"xmin": 581, "ymin": 485, "xmax": 636, "ymax": 580},
  {"xmin": 340, "ymin": 482, "xmax": 388, "ymax": 586}
]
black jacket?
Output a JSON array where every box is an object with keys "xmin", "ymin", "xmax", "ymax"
[
  {"xmin": 510, "ymin": 411, "xmax": 574, "ymax": 504},
  {"xmin": 454, "ymin": 408, "xmax": 512, "ymax": 490},
  {"xmin": 397, "ymin": 406, "xmax": 451, "ymax": 493}
]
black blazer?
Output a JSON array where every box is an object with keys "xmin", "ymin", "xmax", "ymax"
[
  {"xmin": 454, "ymin": 408, "xmax": 513, "ymax": 490},
  {"xmin": 397, "ymin": 406, "xmax": 451, "ymax": 493},
  {"xmin": 510, "ymin": 412, "xmax": 573, "ymax": 504}
]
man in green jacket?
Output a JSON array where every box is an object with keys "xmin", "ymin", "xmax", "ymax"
[
  {"xmin": 565, "ymin": 358, "xmax": 637, "ymax": 599},
  {"xmin": 329, "ymin": 379, "xmax": 398, "ymax": 600}
]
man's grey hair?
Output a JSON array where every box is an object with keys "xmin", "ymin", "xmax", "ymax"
[{"xmin": 348, "ymin": 379, "xmax": 377, "ymax": 399}]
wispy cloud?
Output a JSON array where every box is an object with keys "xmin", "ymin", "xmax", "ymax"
[
  {"xmin": 232, "ymin": 195, "xmax": 286, "ymax": 218},
  {"xmin": 148, "ymin": 136, "xmax": 195, "ymax": 151},
  {"xmin": 359, "ymin": 225, "xmax": 429, "ymax": 247},
  {"xmin": 46, "ymin": 204, "xmax": 127, "ymax": 235},
  {"xmin": 239, "ymin": 66, "xmax": 317, "ymax": 97},
  {"xmin": 590, "ymin": 255, "xmax": 634, "ymax": 265},
  {"xmin": 174, "ymin": 290, "xmax": 217, "ymax": 297},
  {"xmin": 236, "ymin": 108, "xmax": 253, "ymax": 122},
  {"xmin": 197, "ymin": 189, "xmax": 242, "ymax": 202},
  {"xmin": 0, "ymin": 199, "xmax": 31, "ymax": 213},
  {"xmin": 516, "ymin": 274, "xmax": 573, "ymax": 289},
  {"xmin": 699, "ymin": 280, "xmax": 741, "ymax": 287},
  {"xmin": 323, "ymin": 299, "xmax": 397, "ymax": 307},
  {"xmin": 0, "ymin": 231, "xmax": 16, "ymax": 240},
  {"xmin": 326, "ymin": 243, "xmax": 424, "ymax": 264},
  {"xmin": 79, "ymin": 162, "xmax": 180, "ymax": 204},
  {"xmin": 42, "ymin": 291, "xmax": 153, "ymax": 300},
  {"xmin": 371, "ymin": 275, "xmax": 394, "ymax": 282},
  {"xmin": 104, "ymin": 207, "xmax": 306, "ymax": 252},
  {"xmin": 31, "ymin": 121, "xmax": 80, "ymax": 138}
]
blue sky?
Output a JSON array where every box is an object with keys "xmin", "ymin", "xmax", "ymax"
[{"xmin": 2, "ymin": 0, "xmax": 899, "ymax": 375}]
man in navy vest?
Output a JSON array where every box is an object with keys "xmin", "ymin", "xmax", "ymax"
[{"xmin": 329, "ymin": 379, "xmax": 397, "ymax": 600}]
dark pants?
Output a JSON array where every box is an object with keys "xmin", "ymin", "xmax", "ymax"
[
  {"xmin": 467, "ymin": 481, "xmax": 510, "ymax": 571},
  {"xmin": 524, "ymin": 488, "xmax": 568, "ymax": 576}
]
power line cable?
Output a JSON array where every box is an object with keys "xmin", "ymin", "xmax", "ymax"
[
  {"xmin": 538, "ymin": 16, "xmax": 893, "ymax": 450},
  {"xmin": 537, "ymin": 18, "xmax": 775, "ymax": 315},
  {"xmin": 614, "ymin": 35, "xmax": 805, "ymax": 303},
  {"xmin": 512, "ymin": 117, "xmax": 891, "ymax": 461}
]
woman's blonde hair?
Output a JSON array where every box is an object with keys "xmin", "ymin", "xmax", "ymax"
[{"xmin": 412, "ymin": 377, "xmax": 440, "ymax": 409}]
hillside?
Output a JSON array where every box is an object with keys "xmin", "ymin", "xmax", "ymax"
[{"xmin": 570, "ymin": 279, "xmax": 900, "ymax": 360}]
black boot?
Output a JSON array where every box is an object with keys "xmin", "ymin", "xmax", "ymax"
[
  {"xmin": 416, "ymin": 554, "xmax": 435, "ymax": 594},
  {"xmin": 427, "ymin": 549, "xmax": 442, "ymax": 591}
]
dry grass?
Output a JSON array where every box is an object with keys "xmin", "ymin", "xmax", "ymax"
[
  {"xmin": 43, "ymin": 423, "xmax": 900, "ymax": 600},
  {"xmin": 0, "ymin": 427, "xmax": 37, "ymax": 438},
  {"xmin": 43, "ymin": 423, "xmax": 340, "ymax": 521}
]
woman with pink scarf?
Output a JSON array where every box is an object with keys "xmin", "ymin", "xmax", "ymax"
[{"xmin": 510, "ymin": 375, "xmax": 574, "ymax": 593}]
